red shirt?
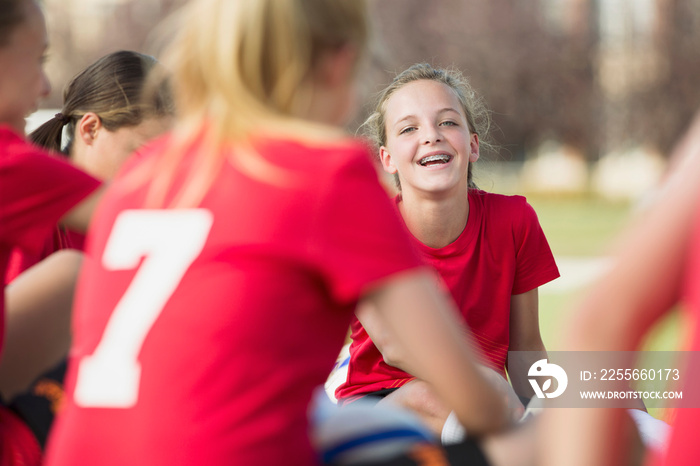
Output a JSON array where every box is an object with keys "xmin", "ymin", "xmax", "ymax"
[
  {"xmin": 337, "ymin": 190, "xmax": 560, "ymax": 400},
  {"xmin": 4, "ymin": 228, "xmax": 86, "ymax": 285},
  {"xmin": 0, "ymin": 125, "xmax": 99, "ymax": 466},
  {"xmin": 656, "ymin": 204, "xmax": 700, "ymax": 466},
  {"xmin": 45, "ymin": 134, "xmax": 423, "ymax": 466},
  {"xmin": 0, "ymin": 405, "xmax": 42, "ymax": 466},
  {"xmin": 0, "ymin": 125, "xmax": 99, "ymax": 345}
]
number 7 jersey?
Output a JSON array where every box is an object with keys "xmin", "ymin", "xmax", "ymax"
[{"xmin": 45, "ymin": 134, "xmax": 423, "ymax": 466}]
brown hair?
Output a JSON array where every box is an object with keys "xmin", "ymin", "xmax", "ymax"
[
  {"xmin": 29, "ymin": 50, "xmax": 172, "ymax": 155},
  {"xmin": 362, "ymin": 63, "xmax": 493, "ymax": 190},
  {"xmin": 0, "ymin": 0, "xmax": 27, "ymax": 46}
]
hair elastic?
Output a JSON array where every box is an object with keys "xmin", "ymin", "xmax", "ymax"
[{"xmin": 54, "ymin": 112, "xmax": 71, "ymax": 125}]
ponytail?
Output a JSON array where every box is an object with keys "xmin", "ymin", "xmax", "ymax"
[{"xmin": 28, "ymin": 112, "xmax": 73, "ymax": 155}]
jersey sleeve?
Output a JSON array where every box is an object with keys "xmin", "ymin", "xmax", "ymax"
[
  {"xmin": 0, "ymin": 130, "xmax": 101, "ymax": 254},
  {"xmin": 511, "ymin": 198, "xmax": 560, "ymax": 295},
  {"xmin": 308, "ymin": 146, "xmax": 423, "ymax": 304}
]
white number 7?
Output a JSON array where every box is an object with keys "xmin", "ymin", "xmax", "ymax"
[{"xmin": 74, "ymin": 209, "xmax": 213, "ymax": 408}]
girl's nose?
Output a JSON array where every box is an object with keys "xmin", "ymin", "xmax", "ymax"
[{"xmin": 422, "ymin": 126, "xmax": 442, "ymax": 144}]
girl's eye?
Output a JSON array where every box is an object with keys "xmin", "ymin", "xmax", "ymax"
[
  {"xmin": 399, "ymin": 126, "xmax": 416, "ymax": 135},
  {"xmin": 440, "ymin": 120, "xmax": 457, "ymax": 127}
]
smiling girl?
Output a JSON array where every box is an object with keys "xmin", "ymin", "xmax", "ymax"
[{"xmin": 336, "ymin": 64, "xmax": 560, "ymax": 438}]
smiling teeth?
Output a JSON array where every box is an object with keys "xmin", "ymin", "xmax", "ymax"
[{"xmin": 419, "ymin": 154, "xmax": 451, "ymax": 166}]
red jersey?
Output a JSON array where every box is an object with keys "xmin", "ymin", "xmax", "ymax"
[
  {"xmin": 337, "ymin": 190, "xmax": 559, "ymax": 400},
  {"xmin": 45, "ymin": 134, "xmax": 423, "ymax": 466},
  {"xmin": 0, "ymin": 125, "xmax": 100, "ymax": 343},
  {"xmin": 0, "ymin": 405, "xmax": 42, "ymax": 466},
  {"xmin": 0, "ymin": 125, "xmax": 99, "ymax": 466},
  {"xmin": 4, "ymin": 228, "xmax": 86, "ymax": 285},
  {"xmin": 656, "ymin": 204, "xmax": 700, "ymax": 466}
]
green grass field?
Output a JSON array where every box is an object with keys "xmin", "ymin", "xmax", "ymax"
[
  {"xmin": 526, "ymin": 194, "xmax": 682, "ymax": 351},
  {"xmin": 527, "ymin": 194, "xmax": 631, "ymax": 349},
  {"xmin": 528, "ymin": 195, "xmax": 632, "ymax": 257}
]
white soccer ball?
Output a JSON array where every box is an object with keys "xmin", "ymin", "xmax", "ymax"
[{"xmin": 310, "ymin": 389, "xmax": 437, "ymax": 465}]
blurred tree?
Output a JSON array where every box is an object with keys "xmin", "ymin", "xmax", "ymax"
[
  {"xmin": 39, "ymin": 0, "xmax": 700, "ymax": 162},
  {"xmin": 366, "ymin": 0, "xmax": 598, "ymax": 161},
  {"xmin": 640, "ymin": 0, "xmax": 700, "ymax": 154},
  {"xmin": 42, "ymin": 0, "xmax": 187, "ymax": 108}
]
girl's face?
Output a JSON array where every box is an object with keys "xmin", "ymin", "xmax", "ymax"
[
  {"xmin": 75, "ymin": 116, "xmax": 172, "ymax": 180},
  {"xmin": 380, "ymin": 79, "xmax": 479, "ymax": 197},
  {"xmin": 0, "ymin": 1, "xmax": 51, "ymax": 134}
]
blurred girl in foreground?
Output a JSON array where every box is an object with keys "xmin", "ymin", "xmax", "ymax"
[
  {"xmin": 1, "ymin": 50, "xmax": 171, "ymax": 400},
  {"xmin": 45, "ymin": 0, "xmax": 508, "ymax": 465},
  {"xmin": 542, "ymin": 113, "xmax": 700, "ymax": 465},
  {"xmin": 0, "ymin": 0, "xmax": 101, "ymax": 463}
]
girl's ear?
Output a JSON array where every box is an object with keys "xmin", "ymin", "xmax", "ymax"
[
  {"xmin": 379, "ymin": 146, "xmax": 397, "ymax": 174},
  {"xmin": 77, "ymin": 112, "xmax": 103, "ymax": 147},
  {"xmin": 469, "ymin": 133, "xmax": 480, "ymax": 163}
]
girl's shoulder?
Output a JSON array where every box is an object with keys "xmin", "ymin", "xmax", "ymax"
[
  {"xmin": 0, "ymin": 125, "xmax": 22, "ymax": 144},
  {"xmin": 470, "ymin": 189, "xmax": 530, "ymax": 213},
  {"xmin": 252, "ymin": 136, "xmax": 376, "ymax": 182},
  {"xmin": 262, "ymin": 135, "xmax": 371, "ymax": 163},
  {"xmin": 0, "ymin": 125, "xmax": 45, "ymax": 162},
  {"xmin": 470, "ymin": 190, "xmax": 540, "ymax": 232}
]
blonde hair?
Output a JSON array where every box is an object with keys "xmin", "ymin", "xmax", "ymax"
[
  {"xmin": 142, "ymin": 0, "xmax": 368, "ymax": 207},
  {"xmin": 362, "ymin": 63, "xmax": 492, "ymax": 190}
]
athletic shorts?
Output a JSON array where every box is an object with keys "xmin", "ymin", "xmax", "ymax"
[
  {"xmin": 9, "ymin": 359, "xmax": 66, "ymax": 449},
  {"xmin": 337, "ymin": 388, "xmax": 400, "ymax": 407},
  {"xmin": 338, "ymin": 438, "xmax": 491, "ymax": 466}
]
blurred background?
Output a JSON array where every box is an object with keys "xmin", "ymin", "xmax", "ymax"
[
  {"xmin": 37, "ymin": 0, "xmax": 700, "ymax": 198},
  {"xmin": 33, "ymin": 0, "xmax": 700, "ymax": 419}
]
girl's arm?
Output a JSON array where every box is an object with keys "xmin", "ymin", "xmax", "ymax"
[
  {"xmin": 59, "ymin": 185, "xmax": 106, "ymax": 233},
  {"xmin": 355, "ymin": 298, "xmax": 415, "ymax": 372},
  {"xmin": 0, "ymin": 250, "xmax": 83, "ymax": 399},
  {"xmin": 507, "ymin": 288, "xmax": 547, "ymax": 399},
  {"xmin": 541, "ymin": 113, "xmax": 700, "ymax": 466},
  {"xmin": 360, "ymin": 268, "xmax": 509, "ymax": 436}
]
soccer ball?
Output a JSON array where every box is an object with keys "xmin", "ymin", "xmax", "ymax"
[{"xmin": 310, "ymin": 388, "xmax": 437, "ymax": 465}]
